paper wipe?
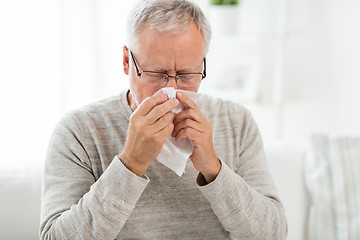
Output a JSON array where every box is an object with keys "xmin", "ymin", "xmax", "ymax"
[{"xmin": 153, "ymin": 87, "xmax": 199, "ymax": 176}]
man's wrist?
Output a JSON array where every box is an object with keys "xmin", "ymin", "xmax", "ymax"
[
  {"xmin": 117, "ymin": 153, "xmax": 147, "ymax": 177},
  {"xmin": 201, "ymin": 158, "xmax": 221, "ymax": 184}
]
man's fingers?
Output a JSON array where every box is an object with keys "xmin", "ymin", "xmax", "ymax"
[
  {"xmin": 172, "ymin": 108, "xmax": 201, "ymax": 126},
  {"xmin": 174, "ymin": 127, "xmax": 198, "ymax": 142},
  {"xmin": 158, "ymin": 122, "xmax": 175, "ymax": 139},
  {"xmin": 176, "ymin": 92, "xmax": 198, "ymax": 110},
  {"xmin": 135, "ymin": 94, "xmax": 168, "ymax": 116},
  {"xmin": 153, "ymin": 111, "xmax": 174, "ymax": 133},
  {"xmin": 172, "ymin": 118, "xmax": 204, "ymax": 138},
  {"xmin": 147, "ymin": 98, "xmax": 179, "ymax": 124}
]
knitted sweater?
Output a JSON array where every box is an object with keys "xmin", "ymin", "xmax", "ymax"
[{"xmin": 40, "ymin": 90, "xmax": 287, "ymax": 240}]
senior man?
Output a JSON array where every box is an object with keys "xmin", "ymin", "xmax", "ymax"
[{"xmin": 40, "ymin": 0, "xmax": 287, "ymax": 239}]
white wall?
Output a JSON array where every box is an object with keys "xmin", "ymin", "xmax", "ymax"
[
  {"xmin": 328, "ymin": 0, "xmax": 360, "ymax": 135},
  {"xmin": 235, "ymin": 0, "xmax": 360, "ymax": 141},
  {"xmin": 279, "ymin": 0, "xmax": 360, "ymax": 139}
]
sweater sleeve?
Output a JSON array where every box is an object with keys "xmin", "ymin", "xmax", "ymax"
[
  {"xmin": 197, "ymin": 110, "xmax": 288, "ymax": 240},
  {"xmin": 40, "ymin": 116, "xmax": 149, "ymax": 240}
]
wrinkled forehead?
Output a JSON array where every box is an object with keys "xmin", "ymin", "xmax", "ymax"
[
  {"xmin": 131, "ymin": 21, "xmax": 205, "ymax": 56},
  {"xmin": 134, "ymin": 23, "xmax": 205, "ymax": 68}
]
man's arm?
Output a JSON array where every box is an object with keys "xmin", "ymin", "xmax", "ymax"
[
  {"xmin": 118, "ymin": 94, "xmax": 179, "ymax": 176},
  {"xmin": 173, "ymin": 93, "xmax": 287, "ymax": 240},
  {"xmin": 172, "ymin": 91, "xmax": 221, "ymax": 183},
  {"xmin": 40, "ymin": 116, "xmax": 149, "ymax": 240},
  {"xmin": 40, "ymin": 94, "xmax": 179, "ymax": 239},
  {"xmin": 198, "ymin": 155, "xmax": 288, "ymax": 239}
]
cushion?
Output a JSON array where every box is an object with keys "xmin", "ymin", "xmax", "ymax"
[{"xmin": 304, "ymin": 134, "xmax": 360, "ymax": 240}]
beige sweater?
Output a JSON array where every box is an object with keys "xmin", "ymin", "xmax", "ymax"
[{"xmin": 40, "ymin": 90, "xmax": 287, "ymax": 240}]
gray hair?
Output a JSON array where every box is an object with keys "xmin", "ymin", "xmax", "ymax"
[{"xmin": 126, "ymin": 0, "xmax": 212, "ymax": 56}]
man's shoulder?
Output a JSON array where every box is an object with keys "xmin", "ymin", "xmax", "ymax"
[{"xmin": 60, "ymin": 91, "xmax": 128, "ymax": 129}]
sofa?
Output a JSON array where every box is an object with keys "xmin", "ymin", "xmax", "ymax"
[
  {"xmin": 0, "ymin": 164, "xmax": 43, "ymax": 240},
  {"xmin": 265, "ymin": 140, "xmax": 307, "ymax": 240},
  {"xmin": 0, "ymin": 140, "xmax": 306, "ymax": 240}
]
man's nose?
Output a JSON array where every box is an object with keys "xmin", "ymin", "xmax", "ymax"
[{"xmin": 165, "ymin": 76, "xmax": 178, "ymax": 89}]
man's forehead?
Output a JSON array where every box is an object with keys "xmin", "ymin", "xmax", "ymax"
[
  {"xmin": 136, "ymin": 23, "xmax": 204, "ymax": 52},
  {"xmin": 133, "ymin": 22, "xmax": 204, "ymax": 71}
]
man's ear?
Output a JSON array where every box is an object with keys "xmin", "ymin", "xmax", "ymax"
[{"xmin": 123, "ymin": 45, "xmax": 130, "ymax": 75}]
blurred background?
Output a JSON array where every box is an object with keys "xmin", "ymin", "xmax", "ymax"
[{"xmin": 0, "ymin": 0, "xmax": 359, "ymax": 239}]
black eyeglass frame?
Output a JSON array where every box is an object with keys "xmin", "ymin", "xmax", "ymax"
[{"xmin": 129, "ymin": 50, "xmax": 206, "ymax": 84}]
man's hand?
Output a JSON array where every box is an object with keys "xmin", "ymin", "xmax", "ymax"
[
  {"xmin": 118, "ymin": 93, "xmax": 179, "ymax": 176},
  {"xmin": 172, "ymin": 92, "xmax": 221, "ymax": 183}
]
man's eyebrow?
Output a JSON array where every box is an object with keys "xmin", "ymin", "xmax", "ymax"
[
  {"xmin": 178, "ymin": 66, "xmax": 198, "ymax": 72},
  {"xmin": 177, "ymin": 64, "xmax": 203, "ymax": 73}
]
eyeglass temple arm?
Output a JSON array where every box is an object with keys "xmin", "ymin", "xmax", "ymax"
[
  {"xmin": 129, "ymin": 50, "xmax": 142, "ymax": 77},
  {"xmin": 203, "ymin": 58, "xmax": 207, "ymax": 78}
]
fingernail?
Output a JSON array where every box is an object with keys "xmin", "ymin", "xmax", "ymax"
[{"xmin": 173, "ymin": 98, "xmax": 179, "ymax": 105}]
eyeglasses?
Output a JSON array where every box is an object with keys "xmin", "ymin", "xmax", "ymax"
[{"xmin": 129, "ymin": 50, "xmax": 206, "ymax": 87}]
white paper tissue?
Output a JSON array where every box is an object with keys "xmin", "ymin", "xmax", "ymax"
[{"xmin": 153, "ymin": 87, "xmax": 199, "ymax": 176}]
